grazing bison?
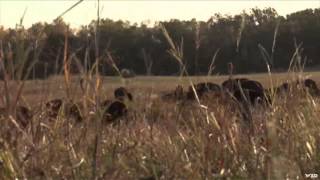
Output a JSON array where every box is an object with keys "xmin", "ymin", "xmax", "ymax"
[
  {"xmin": 222, "ymin": 78, "xmax": 266, "ymax": 105},
  {"xmin": 271, "ymin": 78, "xmax": 320, "ymax": 96},
  {"xmin": 303, "ymin": 78, "xmax": 320, "ymax": 95},
  {"xmin": 102, "ymin": 100, "xmax": 128, "ymax": 123},
  {"xmin": 114, "ymin": 87, "xmax": 133, "ymax": 101},
  {"xmin": 222, "ymin": 78, "xmax": 266, "ymax": 128},
  {"xmin": 45, "ymin": 99, "xmax": 83, "ymax": 122},
  {"xmin": 45, "ymin": 99, "xmax": 63, "ymax": 118},
  {"xmin": 0, "ymin": 105, "xmax": 32, "ymax": 128},
  {"xmin": 100, "ymin": 87, "xmax": 133, "ymax": 124},
  {"xmin": 222, "ymin": 78, "xmax": 249, "ymax": 92},
  {"xmin": 187, "ymin": 82, "xmax": 221, "ymax": 100},
  {"xmin": 234, "ymin": 80, "xmax": 265, "ymax": 104}
]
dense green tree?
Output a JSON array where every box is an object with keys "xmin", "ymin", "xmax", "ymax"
[{"xmin": 0, "ymin": 8, "xmax": 319, "ymax": 79}]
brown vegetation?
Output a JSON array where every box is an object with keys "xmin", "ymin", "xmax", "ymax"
[
  {"xmin": 1, "ymin": 74, "xmax": 320, "ymax": 179},
  {"xmin": 1, "ymin": 6, "xmax": 320, "ymax": 179}
]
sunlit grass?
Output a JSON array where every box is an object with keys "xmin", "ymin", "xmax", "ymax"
[{"xmin": 0, "ymin": 9, "xmax": 320, "ymax": 180}]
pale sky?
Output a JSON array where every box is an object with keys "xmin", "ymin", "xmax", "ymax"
[{"xmin": 0, "ymin": 1, "xmax": 319, "ymax": 29}]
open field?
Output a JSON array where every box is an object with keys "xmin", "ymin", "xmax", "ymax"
[
  {"xmin": 1, "ymin": 3, "xmax": 320, "ymax": 179},
  {"xmin": 1, "ymin": 71, "xmax": 320, "ymax": 179},
  {"xmin": 19, "ymin": 71, "xmax": 320, "ymax": 105}
]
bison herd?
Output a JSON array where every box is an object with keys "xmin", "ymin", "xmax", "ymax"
[
  {"xmin": 1, "ymin": 77, "xmax": 320, "ymax": 129},
  {"xmin": 0, "ymin": 86, "xmax": 133, "ymax": 129},
  {"xmin": 164, "ymin": 78, "xmax": 320, "ymax": 105}
]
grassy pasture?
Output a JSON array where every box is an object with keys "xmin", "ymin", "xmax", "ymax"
[
  {"xmin": 1, "ymin": 4, "xmax": 319, "ymax": 179},
  {"xmin": 1, "ymin": 71, "xmax": 320, "ymax": 179},
  {"xmin": 19, "ymin": 71, "xmax": 320, "ymax": 105}
]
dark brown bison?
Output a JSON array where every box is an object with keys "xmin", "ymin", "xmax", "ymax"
[
  {"xmin": 114, "ymin": 87, "xmax": 133, "ymax": 101},
  {"xmin": 222, "ymin": 78, "xmax": 266, "ymax": 105},
  {"xmin": 45, "ymin": 99, "xmax": 63, "ymax": 118},
  {"xmin": 222, "ymin": 78, "xmax": 249, "ymax": 92},
  {"xmin": 100, "ymin": 87, "xmax": 133, "ymax": 124},
  {"xmin": 0, "ymin": 105, "xmax": 33, "ymax": 128},
  {"xmin": 187, "ymin": 82, "xmax": 221, "ymax": 100},
  {"xmin": 270, "ymin": 78, "xmax": 320, "ymax": 96},
  {"xmin": 101, "ymin": 100, "xmax": 128, "ymax": 124},
  {"xmin": 45, "ymin": 99, "xmax": 83, "ymax": 122},
  {"xmin": 303, "ymin": 78, "xmax": 320, "ymax": 95}
]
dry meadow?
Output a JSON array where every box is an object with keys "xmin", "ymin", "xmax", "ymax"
[{"xmin": 1, "ymin": 72, "xmax": 320, "ymax": 179}]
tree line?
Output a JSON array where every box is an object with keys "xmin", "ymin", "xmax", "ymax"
[{"xmin": 0, "ymin": 7, "xmax": 319, "ymax": 79}]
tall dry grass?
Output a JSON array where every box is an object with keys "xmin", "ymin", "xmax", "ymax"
[{"xmin": 0, "ymin": 8, "xmax": 319, "ymax": 180}]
